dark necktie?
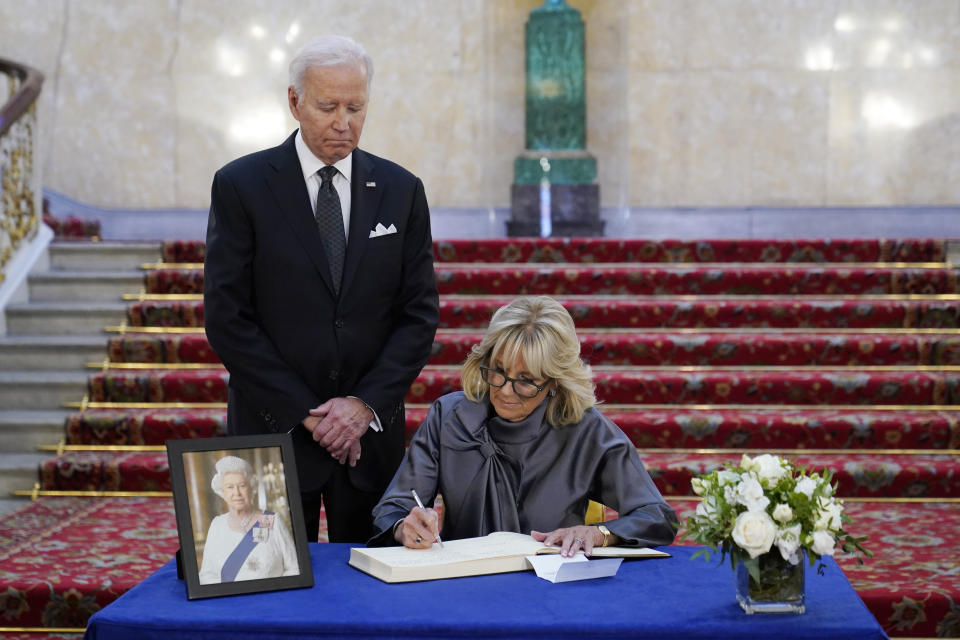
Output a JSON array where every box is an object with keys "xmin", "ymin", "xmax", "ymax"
[{"xmin": 315, "ymin": 165, "xmax": 346, "ymax": 295}]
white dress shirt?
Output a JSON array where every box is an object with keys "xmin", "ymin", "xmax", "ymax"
[
  {"xmin": 293, "ymin": 130, "xmax": 381, "ymax": 433},
  {"xmin": 295, "ymin": 130, "xmax": 352, "ymax": 239}
]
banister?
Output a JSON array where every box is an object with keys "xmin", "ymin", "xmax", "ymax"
[
  {"xmin": 0, "ymin": 56, "xmax": 45, "ymax": 289},
  {"xmin": 0, "ymin": 56, "xmax": 44, "ymax": 137}
]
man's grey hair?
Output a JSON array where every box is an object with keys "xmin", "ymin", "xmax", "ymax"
[
  {"xmin": 289, "ymin": 35, "xmax": 374, "ymax": 97},
  {"xmin": 210, "ymin": 455, "xmax": 258, "ymax": 500}
]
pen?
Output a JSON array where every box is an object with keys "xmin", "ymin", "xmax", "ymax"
[{"xmin": 411, "ymin": 489, "xmax": 443, "ymax": 548}]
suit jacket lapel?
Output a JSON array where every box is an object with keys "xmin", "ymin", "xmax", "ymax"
[
  {"xmin": 266, "ymin": 133, "xmax": 337, "ymax": 296},
  {"xmin": 342, "ymin": 148, "xmax": 383, "ymax": 294}
]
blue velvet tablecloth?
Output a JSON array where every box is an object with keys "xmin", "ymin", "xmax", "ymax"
[{"xmin": 84, "ymin": 544, "xmax": 887, "ymax": 640}]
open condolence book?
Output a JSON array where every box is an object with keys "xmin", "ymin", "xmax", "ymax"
[{"xmin": 349, "ymin": 531, "xmax": 670, "ymax": 583}]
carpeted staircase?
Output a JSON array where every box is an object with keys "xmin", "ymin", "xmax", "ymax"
[{"xmin": 1, "ymin": 237, "xmax": 958, "ymax": 638}]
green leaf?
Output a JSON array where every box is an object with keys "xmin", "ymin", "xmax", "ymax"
[{"xmin": 743, "ymin": 556, "xmax": 760, "ymax": 583}]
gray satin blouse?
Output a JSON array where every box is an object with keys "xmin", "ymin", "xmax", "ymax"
[{"xmin": 369, "ymin": 392, "xmax": 678, "ymax": 547}]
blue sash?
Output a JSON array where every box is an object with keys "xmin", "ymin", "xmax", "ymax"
[{"xmin": 220, "ymin": 512, "xmax": 272, "ymax": 582}]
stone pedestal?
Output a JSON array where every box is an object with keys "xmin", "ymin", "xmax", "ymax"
[
  {"xmin": 509, "ymin": 0, "xmax": 602, "ymax": 237},
  {"xmin": 507, "ymin": 184, "xmax": 603, "ymax": 237},
  {"xmin": 513, "ymin": 150, "xmax": 596, "ymax": 185}
]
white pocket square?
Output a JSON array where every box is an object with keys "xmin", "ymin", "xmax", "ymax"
[{"xmin": 369, "ymin": 223, "xmax": 397, "ymax": 238}]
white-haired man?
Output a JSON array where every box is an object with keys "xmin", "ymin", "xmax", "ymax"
[{"xmin": 204, "ymin": 35, "xmax": 439, "ymax": 543}]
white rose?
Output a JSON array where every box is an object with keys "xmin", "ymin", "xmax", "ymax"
[
  {"xmin": 795, "ymin": 477, "xmax": 818, "ymax": 498},
  {"xmin": 731, "ymin": 510, "xmax": 777, "ymax": 559},
  {"xmin": 772, "ymin": 503, "xmax": 793, "ymax": 523},
  {"xmin": 717, "ymin": 469, "xmax": 741, "ymax": 486},
  {"xmin": 696, "ymin": 496, "xmax": 718, "ymax": 519},
  {"xmin": 775, "ymin": 523, "xmax": 802, "ymax": 564},
  {"xmin": 751, "ymin": 454, "xmax": 789, "ymax": 487},
  {"xmin": 691, "ymin": 477, "xmax": 707, "ymax": 496},
  {"xmin": 734, "ymin": 476, "xmax": 770, "ymax": 512},
  {"xmin": 740, "ymin": 454, "xmax": 755, "ymax": 471},
  {"xmin": 815, "ymin": 500, "xmax": 844, "ymax": 531},
  {"xmin": 811, "ymin": 530, "xmax": 836, "ymax": 556},
  {"xmin": 724, "ymin": 484, "xmax": 738, "ymax": 505}
]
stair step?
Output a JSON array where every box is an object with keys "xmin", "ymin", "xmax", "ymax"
[
  {"xmin": 645, "ymin": 451, "xmax": 960, "ymax": 498},
  {"xmin": 85, "ymin": 366, "xmax": 960, "ymax": 406},
  {"xmin": 406, "ymin": 366, "xmax": 960, "ymax": 406},
  {"xmin": 28, "ymin": 271, "xmax": 144, "ymax": 302},
  {"xmin": 165, "ymin": 238, "xmax": 950, "ymax": 264},
  {"xmin": 106, "ymin": 330, "xmax": 960, "ymax": 367},
  {"xmin": 151, "ymin": 264, "xmax": 960, "ymax": 296},
  {"xmin": 0, "ymin": 371, "xmax": 88, "ymax": 409},
  {"xmin": 37, "ymin": 449, "xmax": 960, "ymax": 498},
  {"xmin": 0, "ymin": 452, "xmax": 50, "ymax": 495},
  {"xmin": 0, "ymin": 410, "xmax": 72, "ymax": 451},
  {"xmin": 124, "ymin": 296, "xmax": 960, "ymax": 329},
  {"xmin": 442, "ymin": 295, "xmax": 960, "ymax": 330},
  {"xmin": 4, "ymin": 301, "xmax": 127, "ymax": 334},
  {"xmin": 65, "ymin": 406, "xmax": 960, "ymax": 450},
  {"xmin": 49, "ymin": 241, "xmax": 162, "ymax": 270},
  {"xmin": 65, "ymin": 408, "xmax": 226, "ymax": 445},
  {"xmin": 0, "ymin": 335, "xmax": 107, "ymax": 370},
  {"xmin": 42, "ymin": 451, "xmax": 169, "ymax": 492}
]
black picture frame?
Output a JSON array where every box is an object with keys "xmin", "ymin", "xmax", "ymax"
[{"xmin": 166, "ymin": 434, "xmax": 314, "ymax": 600}]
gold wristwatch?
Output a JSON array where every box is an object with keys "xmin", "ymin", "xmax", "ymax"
[{"xmin": 597, "ymin": 524, "xmax": 612, "ymax": 547}]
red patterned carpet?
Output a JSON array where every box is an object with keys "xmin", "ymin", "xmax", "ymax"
[
  {"xmin": 161, "ymin": 237, "xmax": 949, "ymax": 264},
  {"xmin": 0, "ymin": 497, "xmax": 956, "ymax": 638},
  {"xmin": 107, "ymin": 329, "xmax": 960, "ymax": 366},
  {"xmin": 126, "ymin": 295, "xmax": 960, "ymax": 329},
  {"xmin": 62, "ymin": 405, "xmax": 959, "ymax": 450},
  {"xmin": 0, "ymin": 498, "xmax": 177, "ymax": 630},
  {"xmin": 2, "ymin": 237, "xmax": 958, "ymax": 637},
  {"xmin": 143, "ymin": 263, "xmax": 960, "ymax": 296},
  {"xmin": 81, "ymin": 366, "xmax": 960, "ymax": 406}
]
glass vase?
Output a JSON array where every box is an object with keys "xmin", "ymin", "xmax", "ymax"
[{"xmin": 735, "ymin": 552, "xmax": 806, "ymax": 614}]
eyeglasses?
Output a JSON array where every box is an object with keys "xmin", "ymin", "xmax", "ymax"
[{"xmin": 480, "ymin": 366, "xmax": 549, "ymax": 399}]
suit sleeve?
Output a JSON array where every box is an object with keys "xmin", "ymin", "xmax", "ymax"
[
  {"xmin": 204, "ymin": 168, "xmax": 320, "ymax": 431},
  {"xmin": 350, "ymin": 177, "xmax": 439, "ymax": 424}
]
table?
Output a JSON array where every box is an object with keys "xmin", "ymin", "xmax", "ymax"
[{"xmin": 84, "ymin": 544, "xmax": 887, "ymax": 640}]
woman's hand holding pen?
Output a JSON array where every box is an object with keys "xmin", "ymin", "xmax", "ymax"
[{"xmin": 396, "ymin": 507, "xmax": 442, "ymax": 549}]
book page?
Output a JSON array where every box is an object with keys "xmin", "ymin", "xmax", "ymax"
[
  {"xmin": 353, "ymin": 531, "xmax": 545, "ymax": 568},
  {"xmin": 534, "ymin": 544, "xmax": 670, "ymax": 559}
]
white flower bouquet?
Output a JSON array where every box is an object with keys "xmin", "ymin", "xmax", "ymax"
[{"xmin": 682, "ymin": 453, "xmax": 871, "ymax": 581}]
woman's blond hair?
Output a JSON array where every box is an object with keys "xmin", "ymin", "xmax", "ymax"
[{"xmin": 461, "ymin": 296, "xmax": 596, "ymax": 426}]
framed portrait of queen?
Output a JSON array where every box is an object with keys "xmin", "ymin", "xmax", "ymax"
[{"xmin": 167, "ymin": 434, "xmax": 313, "ymax": 599}]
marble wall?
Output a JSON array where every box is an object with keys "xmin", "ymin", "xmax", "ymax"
[{"xmin": 1, "ymin": 0, "xmax": 958, "ymax": 210}]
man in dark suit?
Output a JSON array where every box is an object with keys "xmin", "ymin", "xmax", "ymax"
[{"xmin": 203, "ymin": 35, "xmax": 439, "ymax": 543}]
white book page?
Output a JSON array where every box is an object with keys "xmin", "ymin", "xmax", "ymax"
[{"xmin": 353, "ymin": 531, "xmax": 545, "ymax": 568}]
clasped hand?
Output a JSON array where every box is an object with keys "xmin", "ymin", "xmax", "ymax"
[{"xmin": 301, "ymin": 397, "xmax": 371, "ymax": 466}]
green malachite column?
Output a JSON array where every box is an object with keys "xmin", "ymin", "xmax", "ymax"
[{"xmin": 509, "ymin": 0, "xmax": 603, "ymax": 237}]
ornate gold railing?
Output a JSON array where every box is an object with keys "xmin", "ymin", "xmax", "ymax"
[{"xmin": 0, "ymin": 57, "xmax": 44, "ymax": 286}]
